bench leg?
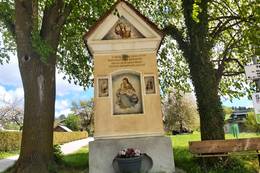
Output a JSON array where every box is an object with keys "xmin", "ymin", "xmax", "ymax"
[
  {"xmin": 202, "ymin": 157, "xmax": 208, "ymax": 173},
  {"xmin": 257, "ymin": 151, "xmax": 260, "ymax": 168},
  {"xmin": 257, "ymin": 150, "xmax": 260, "ymax": 167}
]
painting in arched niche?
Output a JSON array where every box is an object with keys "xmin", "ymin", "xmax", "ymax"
[{"xmin": 112, "ymin": 71, "xmax": 143, "ymax": 115}]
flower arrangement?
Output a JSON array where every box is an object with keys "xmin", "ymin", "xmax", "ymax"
[{"xmin": 117, "ymin": 148, "xmax": 141, "ymax": 158}]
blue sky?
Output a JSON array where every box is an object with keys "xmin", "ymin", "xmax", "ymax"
[
  {"xmin": 0, "ymin": 55, "xmax": 253, "ymax": 117},
  {"xmin": 222, "ymin": 97, "xmax": 252, "ymax": 108},
  {"xmin": 0, "ymin": 55, "xmax": 94, "ymax": 117}
]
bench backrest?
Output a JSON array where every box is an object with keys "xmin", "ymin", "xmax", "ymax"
[{"xmin": 189, "ymin": 138, "xmax": 260, "ymax": 154}]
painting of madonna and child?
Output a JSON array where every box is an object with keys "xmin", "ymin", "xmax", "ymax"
[{"xmin": 112, "ymin": 72, "xmax": 143, "ymax": 115}]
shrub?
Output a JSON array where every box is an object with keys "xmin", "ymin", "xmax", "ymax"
[
  {"xmin": 163, "ymin": 91, "xmax": 200, "ymax": 132},
  {"xmin": 64, "ymin": 114, "xmax": 81, "ymax": 131},
  {"xmin": 245, "ymin": 112, "xmax": 260, "ymax": 133},
  {"xmin": 0, "ymin": 131, "xmax": 88, "ymax": 151},
  {"xmin": 53, "ymin": 144, "xmax": 63, "ymax": 163}
]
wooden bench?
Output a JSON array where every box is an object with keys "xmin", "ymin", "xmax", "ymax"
[{"xmin": 189, "ymin": 138, "xmax": 260, "ymax": 166}]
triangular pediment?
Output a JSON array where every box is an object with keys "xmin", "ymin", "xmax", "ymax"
[{"xmin": 84, "ymin": 0, "xmax": 163, "ymax": 55}]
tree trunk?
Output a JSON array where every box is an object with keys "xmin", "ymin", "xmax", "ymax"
[
  {"xmin": 13, "ymin": 1, "xmax": 56, "ymax": 172},
  {"xmin": 14, "ymin": 56, "xmax": 56, "ymax": 173},
  {"xmin": 182, "ymin": 0, "xmax": 225, "ymax": 141},
  {"xmin": 12, "ymin": 0, "xmax": 65, "ymax": 172},
  {"xmin": 189, "ymin": 55, "xmax": 225, "ymax": 140}
]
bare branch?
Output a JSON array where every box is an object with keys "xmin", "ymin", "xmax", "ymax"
[{"xmin": 0, "ymin": 97, "xmax": 23, "ymax": 128}]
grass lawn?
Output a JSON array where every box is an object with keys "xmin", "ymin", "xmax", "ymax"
[
  {"xmin": 55, "ymin": 147, "xmax": 89, "ymax": 173},
  {"xmin": 0, "ymin": 151, "xmax": 19, "ymax": 159},
  {"xmin": 172, "ymin": 132, "xmax": 260, "ymax": 173},
  {"xmin": 57, "ymin": 132, "xmax": 259, "ymax": 173},
  {"xmin": 2, "ymin": 132, "xmax": 259, "ymax": 173},
  {"xmin": 3, "ymin": 148, "xmax": 89, "ymax": 173}
]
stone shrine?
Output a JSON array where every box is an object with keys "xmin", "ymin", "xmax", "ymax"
[{"xmin": 84, "ymin": 0, "xmax": 175, "ymax": 172}]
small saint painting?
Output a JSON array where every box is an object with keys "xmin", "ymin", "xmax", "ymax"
[
  {"xmin": 98, "ymin": 78, "xmax": 109, "ymax": 97},
  {"xmin": 112, "ymin": 72, "xmax": 143, "ymax": 115},
  {"xmin": 144, "ymin": 76, "xmax": 156, "ymax": 94}
]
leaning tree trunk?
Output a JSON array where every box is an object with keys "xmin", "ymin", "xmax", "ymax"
[{"xmin": 14, "ymin": 57, "xmax": 56, "ymax": 173}]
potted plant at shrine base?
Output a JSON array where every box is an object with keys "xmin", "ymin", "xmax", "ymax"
[{"xmin": 114, "ymin": 148, "xmax": 143, "ymax": 173}]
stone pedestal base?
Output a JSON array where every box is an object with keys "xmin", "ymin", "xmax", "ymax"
[{"xmin": 89, "ymin": 136, "xmax": 175, "ymax": 173}]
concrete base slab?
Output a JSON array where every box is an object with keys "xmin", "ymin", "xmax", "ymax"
[{"xmin": 89, "ymin": 136, "xmax": 175, "ymax": 173}]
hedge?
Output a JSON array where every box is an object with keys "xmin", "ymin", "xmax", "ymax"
[
  {"xmin": 53, "ymin": 131, "xmax": 88, "ymax": 145},
  {"xmin": 0, "ymin": 131, "xmax": 21, "ymax": 151},
  {"xmin": 0, "ymin": 131, "xmax": 88, "ymax": 151}
]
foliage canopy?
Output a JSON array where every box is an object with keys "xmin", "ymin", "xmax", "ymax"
[{"xmin": 0, "ymin": 0, "xmax": 259, "ymax": 98}]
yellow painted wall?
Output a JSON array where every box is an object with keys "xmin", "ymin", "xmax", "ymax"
[{"xmin": 93, "ymin": 52, "xmax": 164, "ymax": 138}]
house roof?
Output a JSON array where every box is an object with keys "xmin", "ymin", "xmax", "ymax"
[
  {"xmin": 56, "ymin": 125, "xmax": 73, "ymax": 132},
  {"xmin": 83, "ymin": 0, "xmax": 164, "ymax": 56}
]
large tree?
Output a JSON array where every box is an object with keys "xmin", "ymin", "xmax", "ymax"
[
  {"xmin": 163, "ymin": 91, "xmax": 199, "ymax": 133},
  {"xmin": 130, "ymin": 0, "xmax": 258, "ymax": 140},
  {"xmin": 0, "ymin": 98, "xmax": 23, "ymax": 130},
  {"xmin": 163, "ymin": 0, "xmax": 258, "ymax": 140},
  {"xmin": 71, "ymin": 99, "xmax": 94, "ymax": 135},
  {"xmin": 0, "ymin": 0, "xmax": 114, "ymax": 172}
]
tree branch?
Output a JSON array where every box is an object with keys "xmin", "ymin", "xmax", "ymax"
[
  {"xmin": 210, "ymin": 19, "xmax": 243, "ymax": 39},
  {"xmin": 225, "ymin": 58, "xmax": 244, "ymax": 69},
  {"xmin": 223, "ymin": 71, "xmax": 244, "ymax": 76},
  {"xmin": 40, "ymin": 0, "xmax": 64, "ymax": 39},
  {"xmin": 163, "ymin": 25, "xmax": 189, "ymax": 55},
  {"xmin": 56, "ymin": 1, "xmax": 75, "ymax": 27},
  {"xmin": 40, "ymin": 0, "xmax": 75, "ymax": 48},
  {"xmin": 0, "ymin": 2, "xmax": 15, "ymax": 37},
  {"xmin": 215, "ymin": 33, "xmax": 242, "ymax": 83},
  {"xmin": 209, "ymin": 15, "xmax": 242, "ymax": 21}
]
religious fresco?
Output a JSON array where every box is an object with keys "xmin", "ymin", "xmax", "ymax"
[
  {"xmin": 98, "ymin": 78, "xmax": 109, "ymax": 97},
  {"xmin": 144, "ymin": 76, "xmax": 156, "ymax": 94},
  {"xmin": 112, "ymin": 72, "xmax": 143, "ymax": 115},
  {"xmin": 103, "ymin": 17, "xmax": 145, "ymax": 40}
]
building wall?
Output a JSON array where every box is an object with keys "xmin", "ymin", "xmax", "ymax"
[{"xmin": 93, "ymin": 52, "xmax": 164, "ymax": 138}]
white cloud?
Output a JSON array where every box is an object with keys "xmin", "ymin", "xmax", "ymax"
[
  {"xmin": 0, "ymin": 55, "xmax": 22, "ymax": 87},
  {"xmin": 0, "ymin": 85, "xmax": 24, "ymax": 107},
  {"xmin": 56, "ymin": 72, "xmax": 84, "ymax": 97},
  {"xmin": 0, "ymin": 55, "xmax": 88, "ymax": 117},
  {"xmin": 55, "ymin": 99, "xmax": 72, "ymax": 117},
  {"xmin": 55, "ymin": 99, "xmax": 70, "ymax": 111},
  {"xmin": 55, "ymin": 109, "xmax": 72, "ymax": 117},
  {"xmin": 0, "ymin": 55, "xmax": 85, "ymax": 97}
]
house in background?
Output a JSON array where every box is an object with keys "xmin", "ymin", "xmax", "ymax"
[
  {"xmin": 54, "ymin": 125, "xmax": 73, "ymax": 132},
  {"xmin": 224, "ymin": 110, "xmax": 249, "ymax": 133}
]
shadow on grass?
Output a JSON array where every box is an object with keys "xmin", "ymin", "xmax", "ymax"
[
  {"xmin": 2, "ymin": 151, "xmax": 89, "ymax": 173},
  {"xmin": 173, "ymin": 147, "xmax": 259, "ymax": 173}
]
